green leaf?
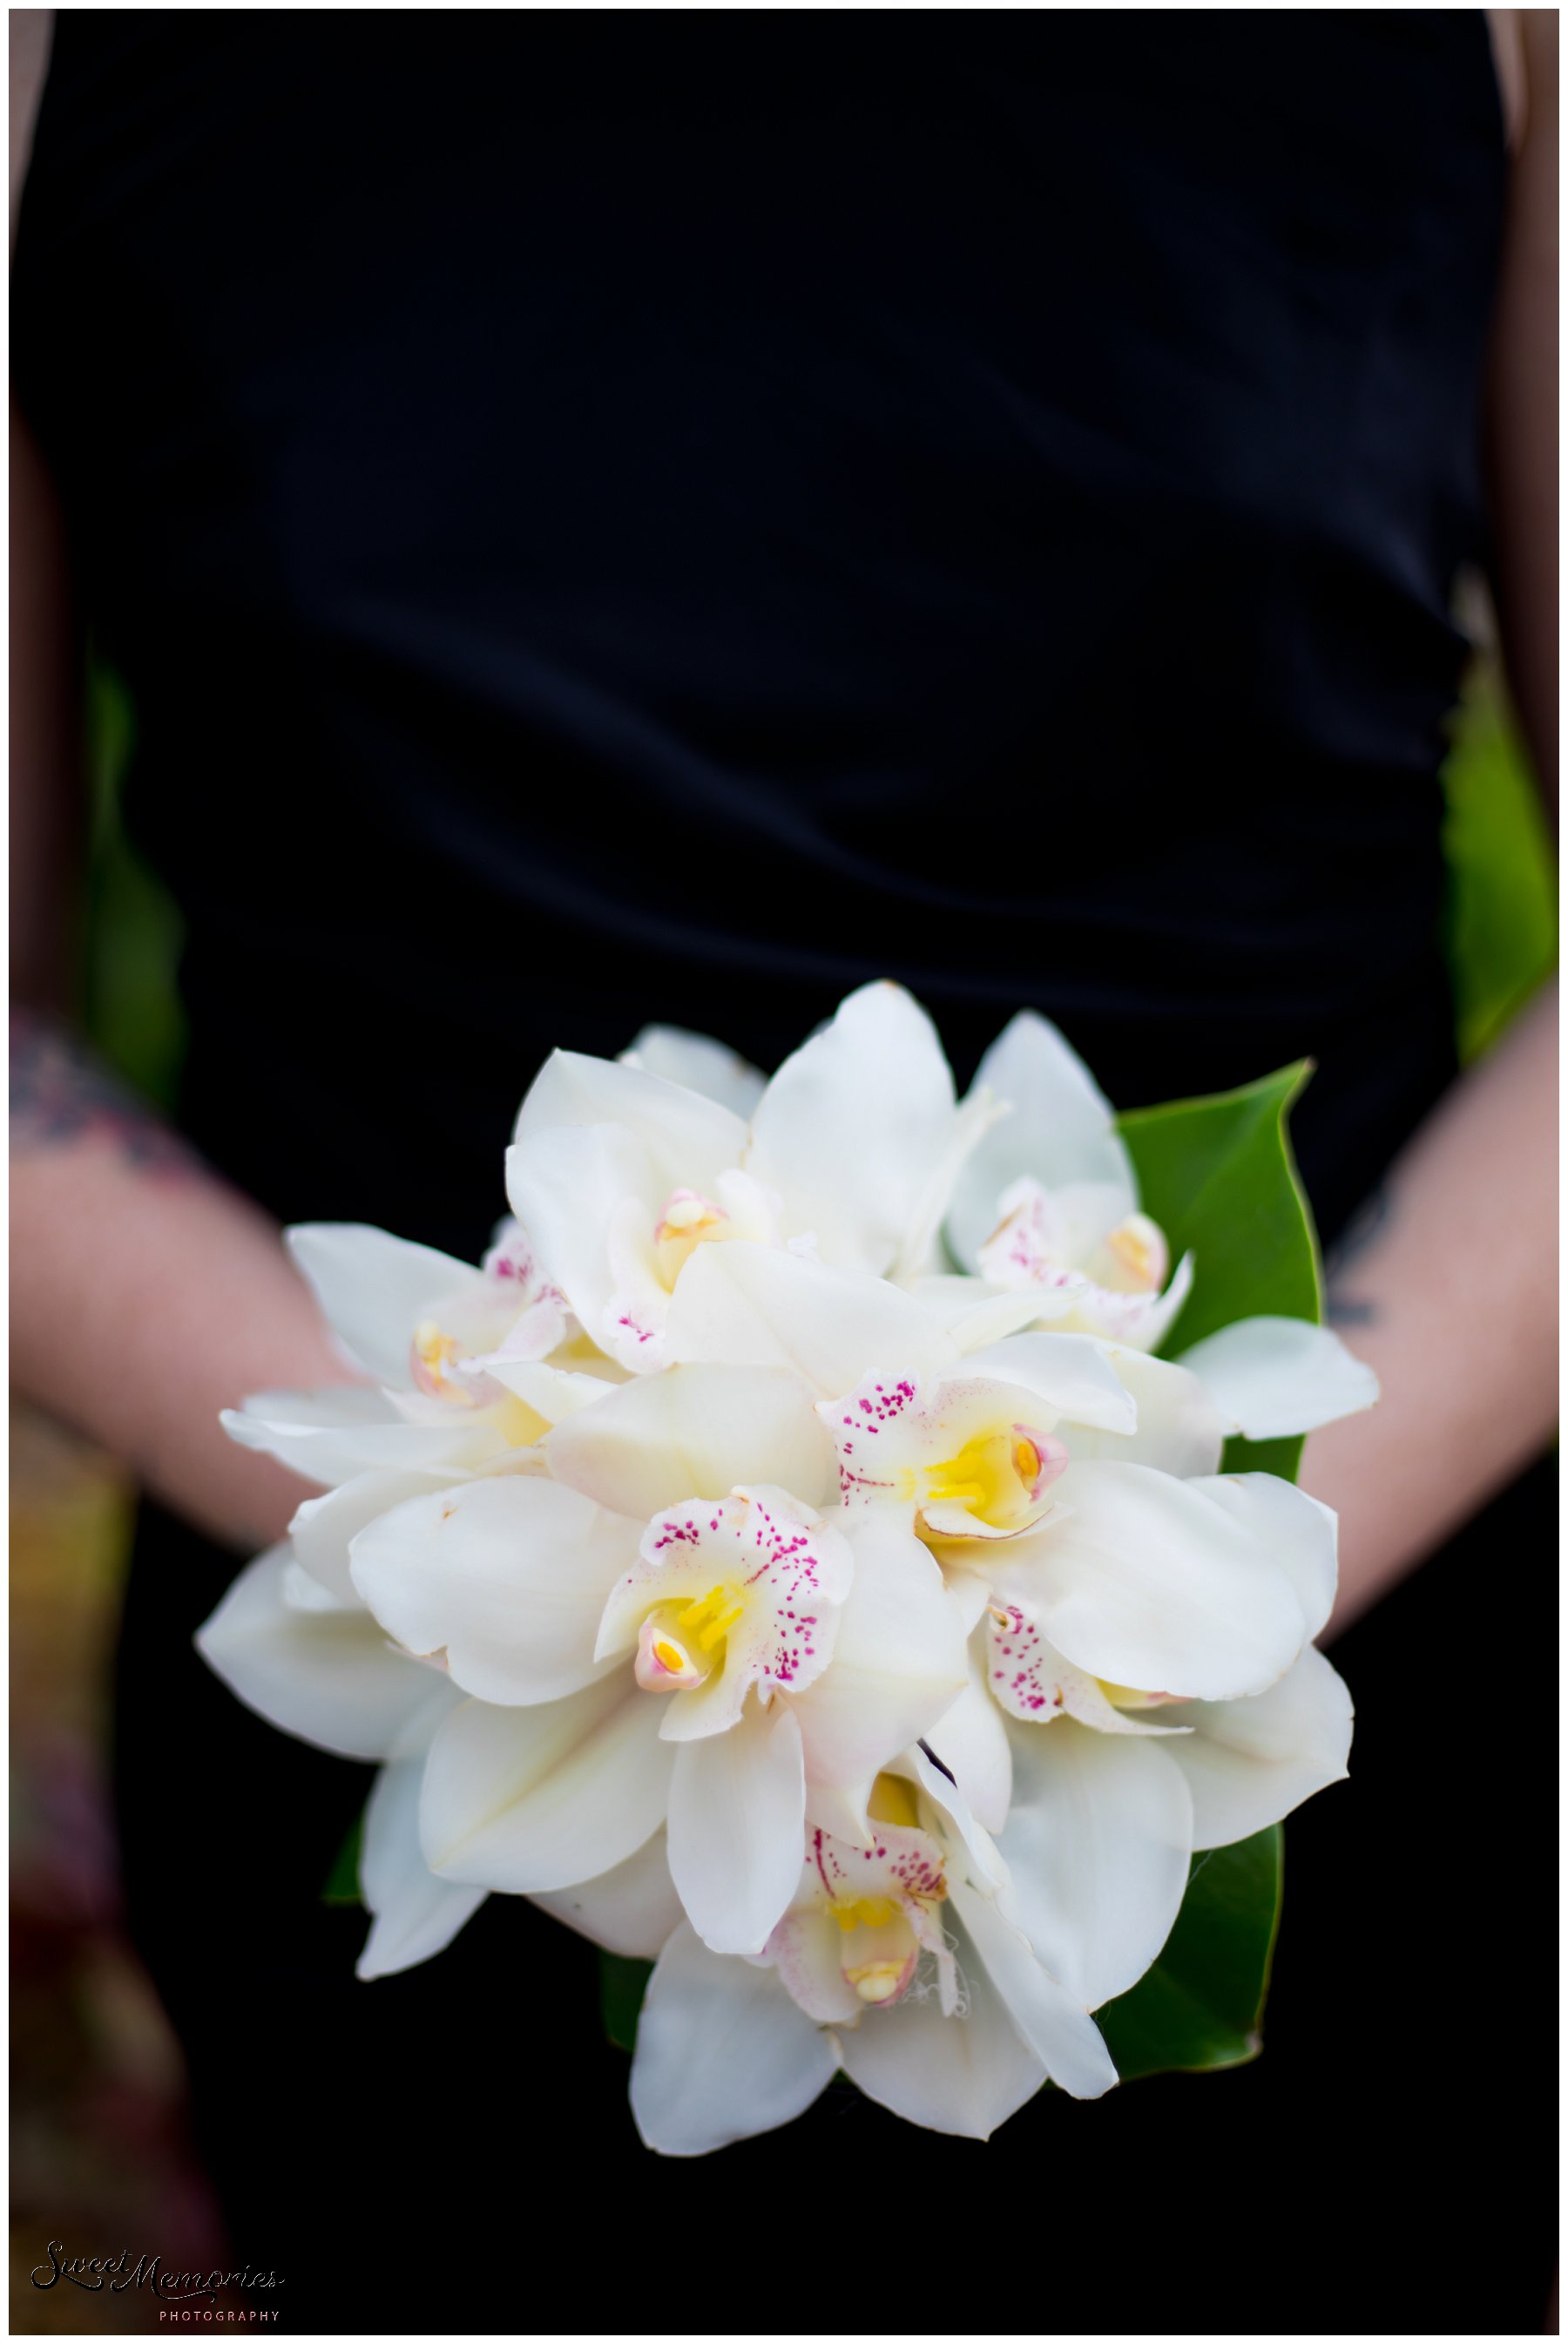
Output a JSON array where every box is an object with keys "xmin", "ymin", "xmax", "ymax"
[
  {"xmin": 1096, "ymin": 1826, "xmax": 1284, "ymax": 2082},
  {"xmin": 321, "ymin": 1813, "xmax": 365, "ymax": 1907},
  {"xmin": 1118, "ymin": 1062, "xmax": 1321, "ymax": 1484},
  {"xmin": 600, "ymin": 1950, "xmax": 653, "ymax": 2053}
]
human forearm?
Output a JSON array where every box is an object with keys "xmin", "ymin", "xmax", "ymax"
[
  {"xmin": 10, "ymin": 1007, "xmax": 359, "ymax": 1548},
  {"xmin": 1301, "ymin": 980, "xmax": 1558, "ymax": 1629}
]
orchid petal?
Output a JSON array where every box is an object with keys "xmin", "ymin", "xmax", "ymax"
[
  {"xmin": 290, "ymin": 1467, "xmax": 455, "ymax": 1606},
  {"xmin": 950, "ymin": 1877, "xmax": 1119, "ymax": 2096},
  {"xmin": 946, "ymin": 1332, "xmax": 1138, "ymax": 1433},
  {"xmin": 1175, "ymin": 1315, "xmax": 1380, "ymax": 1439},
  {"xmin": 620, "ymin": 1025, "xmax": 767, "ymax": 1121},
  {"xmin": 513, "ymin": 1046, "xmax": 748, "ymax": 1175},
  {"xmin": 908, "ymin": 1277, "xmax": 1062, "ymax": 1351},
  {"xmin": 999, "ymin": 1718, "xmax": 1193, "ymax": 2009},
  {"xmin": 666, "ymin": 1701, "xmax": 806, "ymax": 1955},
  {"xmin": 835, "ymin": 1907, "xmax": 1048, "ymax": 2139},
  {"xmin": 357, "ymin": 1745, "xmax": 487, "ymax": 1981},
  {"xmin": 789, "ymin": 1511, "xmax": 968, "ymax": 1842},
  {"xmin": 918, "ymin": 1648, "xmax": 1014, "ymax": 1833},
  {"xmin": 1167, "ymin": 1645, "xmax": 1354, "ymax": 1849},
  {"xmin": 421, "ymin": 1678, "xmax": 673, "ymax": 1890},
  {"xmin": 747, "ymin": 981, "xmax": 962, "ymax": 1278},
  {"xmin": 1059, "ymin": 1347, "xmax": 1226, "ymax": 1478},
  {"xmin": 223, "ymin": 1387, "xmax": 504, "ymax": 1487},
  {"xmin": 631, "ymin": 1921, "xmax": 837, "ymax": 2156},
  {"xmin": 286, "ymin": 1223, "xmax": 477, "ymax": 1386},
  {"xmin": 531, "ymin": 1828, "xmax": 686, "ymax": 1959},
  {"xmin": 349, "ymin": 1476, "xmax": 635, "ymax": 1706},
  {"xmin": 504, "ymin": 1121, "xmax": 654, "ymax": 1363},
  {"xmin": 546, "ymin": 1363, "xmax": 835, "ymax": 1520},
  {"xmin": 485, "ymin": 1359, "xmax": 622, "ymax": 1423},
  {"xmin": 195, "ymin": 1546, "xmax": 436, "ymax": 1762},
  {"xmin": 1065, "ymin": 1247, "xmax": 1194, "ymax": 1352},
  {"xmin": 666, "ymin": 1239, "xmax": 955, "ymax": 1395},
  {"xmin": 948, "ymin": 1012, "xmax": 1136, "ymax": 1272},
  {"xmin": 990, "ymin": 1462, "xmax": 1334, "ymax": 1700}
]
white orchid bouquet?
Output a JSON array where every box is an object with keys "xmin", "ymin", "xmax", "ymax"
[{"xmin": 199, "ymin": 983, "xmax": 1375, "ymax": 2152}]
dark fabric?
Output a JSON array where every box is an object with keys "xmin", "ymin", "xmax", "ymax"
[
  {"xmin": 14, "ymin": 10, "xmax": 1503, "ymax": 1253},
  {"xmin": 17, "ymin": 10, "xmax": 1550, "ymax": 2333}
]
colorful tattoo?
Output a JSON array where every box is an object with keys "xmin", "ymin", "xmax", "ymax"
[
  {"xmin": 1324, "ymin": 1183, "xmax": 1389, "ymax": 1329},
  {"xmin": 10, "ymin": 1007, "xmax": 196, "ymax": 1176}
]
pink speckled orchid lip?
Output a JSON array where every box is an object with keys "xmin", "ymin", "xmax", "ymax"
[
  {"xmin": 976, "ymin": 1175, "xmax": 1196, "ymax": 1354},
  {"xmin": 379, "ymin": 1218, "xmax": 564, "ymax": 1410},
  {"xmin": 820, "ymin": 1366, "xmax": 1072, "ymax": 1544},
  {"xmin": 595, "ymin": 1485, "xmax": 855, "ymax": 1742},
  {"xmin": 815, "ymin": 1334, "xmax": 1134, "ymax": 1547},
  {"xmin": 983, "ymin": 1599, "xmax": 1193, "ymax": 1735},
  {"xmin": 767, "ymin": 1811, "xmax": 956, "ymax": 2022}
]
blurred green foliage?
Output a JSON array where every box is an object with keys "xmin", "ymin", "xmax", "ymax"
[
  {"xmin": 81, "ymin": 663, "xmax": 186, "ymax": 1110},
  {"xmin": 1440, "ymin": 667, "xmax": 1558, "ymax": 1062},
  {"xmin": 79, "ymin": 655, "xmax": 1556, "ymax": 1109}
]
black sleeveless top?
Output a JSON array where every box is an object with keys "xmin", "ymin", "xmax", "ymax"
[
  {"xmin": 20, "ymin": 19, "xmax": 1551, "ymax": 2339},
  {"xmin": 15, "ymin": 11, "xmax": 1504, "ymax": 1255}
]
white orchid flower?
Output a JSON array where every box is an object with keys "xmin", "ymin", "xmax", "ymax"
[
  {"xmin": 348, "ymin": 1388, "xmax": 969, "ymax": 1958},
  {"xmin": 945, "ymin": 1013, "xmax": 1193, "ymax": 1348},
  {"xmin": 630, "ymin": 1765, "xmax": 1116, "ymax": 2156},
  {"xmin": 944, "ymin": 1013, "xmax": 1384, "ymax": 1452},
  {"xmin": 221, "ymin": 1217, "xmax": 608, "ymax": 1507},
  {"xmin": 815, "ymin": 1331, "xmax": 1137, "ymax": 1543},
  {"xmin": 505, "ymin": 981, "xmax": 999, "ymax": 1374}
]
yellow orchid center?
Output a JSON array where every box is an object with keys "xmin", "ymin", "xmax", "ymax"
[
  {"xmin": 834, "ymin": 1900, "xmax": 921, "ymax": 2004},
  {"xmin": 1095, "ymin": 1211, "xmax": 1169, "ymax": 1296},
  {"xmin": 652, "ymin": 1189, "xmax": 732, "ymax": 1290},
  {"xmin": 830, "ymin": 1894, "xmax": 901, "ymax": 1934},
  {"xmin": 411, "ymin": 1320, "xmax": 475, "ymax": 1405},
  {"xmin": 909, "ymin": 1426, "xmax": 1061, "ymax": 1532},
  {"xmin": 633, "ymin": 1583, "xmax": 746, "ymax": 1692},
  {"xmin": 828, "ymin": 1778, "xmax": 937, "ymax": 2007}
]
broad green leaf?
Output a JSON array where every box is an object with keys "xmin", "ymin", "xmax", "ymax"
[
  {"xmin": 600, "ymin": 1950, "xmax": 653, "ymax": 2053},
  {"xmin": 1118, "ymin": 1063, "xmax": 1320, "ymax": 1483},
  {"xmin": 1096, "ymin": 1826, "xmax": 1283, "ymax": 2081},
  {"xmin": 321, "ymin": 1812, "xmax": 365, "ymax": 1907}
]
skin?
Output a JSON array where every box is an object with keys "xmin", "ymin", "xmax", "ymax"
[{"xmin": 9, "ymin": 14, "xmax": 1558, "ymax": 1604}]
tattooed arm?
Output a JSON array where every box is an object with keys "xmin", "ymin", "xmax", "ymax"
[
  {"xmin": 10, "ymin": 1007, "xmax": 358, "ymax": 1549},
  {"xmin": 10, "ymin": 25, "xmax": 353, "ymax": 1550}
]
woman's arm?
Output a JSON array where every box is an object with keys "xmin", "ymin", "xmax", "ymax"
[
  {"xmin": 10, "ymin": 15, "xmax": 355, "ymax": 1550},
  {"xmin": 1304, "ymin": 17, "xmax": 1558, "ymax": 1627},
  {"xmin": 1301, "ymin": 983, "xmax": 1557, "ymax": 1628},
  {"xmin": 10, "ymin": 1011, "xmax": 357, "ymax": 1550}
]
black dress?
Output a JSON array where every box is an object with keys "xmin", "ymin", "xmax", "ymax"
[{"xmin": 14, "ymin": 13, "xmax": 1553, "ymax": 2333}]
